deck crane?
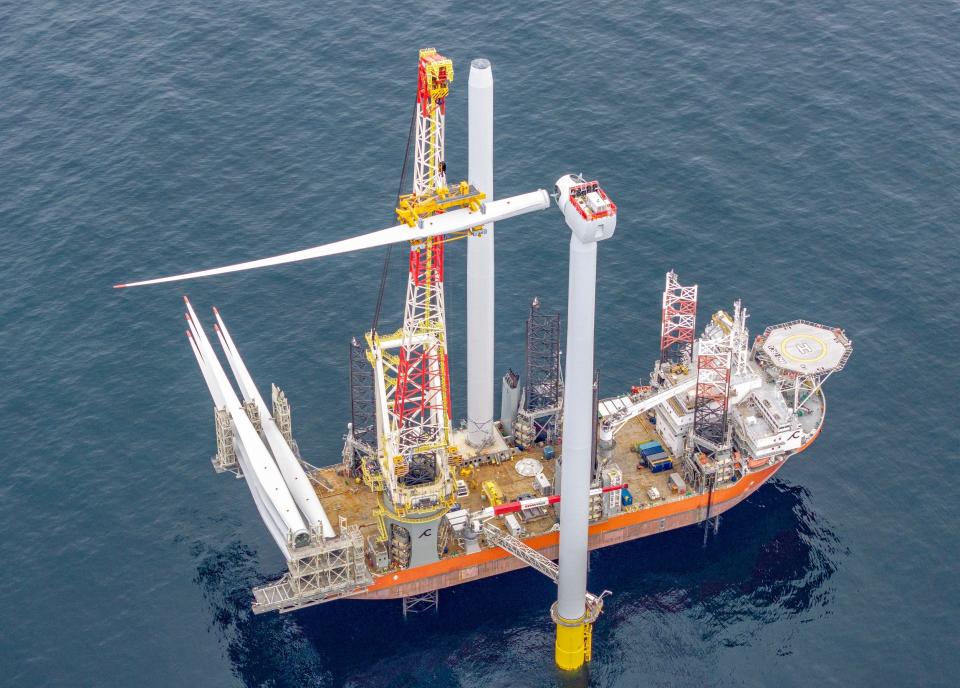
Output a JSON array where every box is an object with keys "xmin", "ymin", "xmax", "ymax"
[{"xmin": 360, "ymin": 49, "xmax": 494, "ymax": 568}]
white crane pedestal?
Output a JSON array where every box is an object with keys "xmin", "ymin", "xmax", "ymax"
[{"xmin": 552, "ymin": 174, "xmax": 617, "ymax": 671}]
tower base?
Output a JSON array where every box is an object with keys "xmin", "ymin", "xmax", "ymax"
[
  {"xmin": 551, "ymin": 594, "xmax": 605, "ymax": 671},
  {"xmin": 554, "ymin": 616, "xmax": 591, "ymax": 671}
]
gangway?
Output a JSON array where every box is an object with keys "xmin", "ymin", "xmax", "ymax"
[
  {"xmin": 480, "ymin": 521, "xmax": 610, "ymax": 651},
  {"xmin": 482, "ymin": 521, "xmax": 559, "ymax": 582}
]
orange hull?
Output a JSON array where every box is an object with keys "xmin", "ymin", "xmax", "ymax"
[{"xmin": 353, "ymin": 459, "xmax": 786, "ymax": 600}]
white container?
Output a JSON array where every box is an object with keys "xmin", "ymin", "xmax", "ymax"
[{"xmin": 534, "ymin": 472, "xmax": 552, "ymax": 496}]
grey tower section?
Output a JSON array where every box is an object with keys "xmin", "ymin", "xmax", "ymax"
[
  {"xmin": 500, "ymin": 368, "xmax": 522, "ymax": 437},
  {"xmin": 525, "ymin": 297, "xmax": 561, "ymax": 415},
  {"xmin": 515, "ymin": 297, "xmax": 562, "ymax": 446}
]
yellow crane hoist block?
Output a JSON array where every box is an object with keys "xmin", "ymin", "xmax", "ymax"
[
  {"xmin": 481, "ymin": 480, "xmax": 504, "ymax": 507},
  {"xmin": 711, "ymin": 309, "xmax": 733, "ymax": 335},
  {"xmin": 395, "ymin": 183, "xmax": 486, "ymax": 227}
]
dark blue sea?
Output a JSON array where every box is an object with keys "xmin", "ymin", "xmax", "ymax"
[{"xmin": 2, "ymin": 1, "xmax": 957, "ymax": 686}]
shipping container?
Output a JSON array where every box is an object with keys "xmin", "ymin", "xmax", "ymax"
[
  {"xmin": 534, "ymin": 472, "xmax": 552, "ymax": 496},
  {"xmin": 647, "ymin": 455, "xmax": 674, "ymax": 473},
  {"xmin": 505, "ymin": 514, "xmax": 523, "ymax": 538}
]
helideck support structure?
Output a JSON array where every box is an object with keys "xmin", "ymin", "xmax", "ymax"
[{"xmin": 754, "ymin": 319, "xmax": 852, "ymax": 410}]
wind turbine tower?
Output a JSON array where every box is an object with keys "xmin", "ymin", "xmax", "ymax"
[{"xmin": 552, "ymin": 174, "xmax": 618, "ymax": 670}]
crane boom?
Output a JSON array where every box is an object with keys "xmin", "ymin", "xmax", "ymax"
[
  {"xmin": 598, "ymin": 378, "xmax": 697, "ymax": 436},
  {"xmin": 360, "ymin": 49, "xmax": 493, "ymax": 535}
]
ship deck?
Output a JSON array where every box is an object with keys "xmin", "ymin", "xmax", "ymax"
[{"xmin": 311, "ymin": 413, "xmax": 686, "ymax": 556}]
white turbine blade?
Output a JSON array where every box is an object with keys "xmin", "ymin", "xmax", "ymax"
[
  {"xmin": 183, "ymin": 297, "xmax": 310, "ymax": 546},
  {"xmin": 211, "ymin": 308, "xmax": 261, "ymax": 407},
  {"xmin": 114, "ymin": 190, "xmax": 550, "ymax": 288},
  {"xmin": 184, "ymin": 297, "xmax": 230, "ymax": 393},
  {"xmin": 212, "ymin": 306, "xmax": 336, "ymax": 537},
  {"xmin": 213, "ymin": 321, "xmax": 257, "ymax": 405},
  {"xmin": 186, "ymin": 331, "xmax": 226, "ymax": 408}
]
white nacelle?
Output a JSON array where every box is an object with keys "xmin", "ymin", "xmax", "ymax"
[{"xmin": 554, "ymin": 174, "xmax": 617, "ymax": 243}]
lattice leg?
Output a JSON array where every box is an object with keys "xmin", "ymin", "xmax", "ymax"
[{"xmin": 402, "ymin": 590, "xmax": 439, "ymax": 617}]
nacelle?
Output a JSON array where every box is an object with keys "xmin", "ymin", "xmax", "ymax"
[{"xmin": 554, "ymin": 174, "xmax": 617, "ymax": 243}]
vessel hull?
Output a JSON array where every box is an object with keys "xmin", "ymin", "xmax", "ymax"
[{"xmin": 353, "ymin": 460, "xmax": 784, "ymax": 600}]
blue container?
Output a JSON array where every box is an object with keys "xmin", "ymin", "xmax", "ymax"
[
  {"xmin": 621, "ymin": 488, "xmax": 633, "ymax": 506},
  {"xmin": 651, "ymin": 460, "xmax": 674, "ymax": 474},
  {"xmin": 638, "ymin": 440, "xmax": 662, "ymax": 450},
  {"xmin": 641, "ymin": 446, "xmax": 665, "ymax": 458},
  {"xmin": 542, "ymin": 445, "xmax": 555, "ymax": 460},
  {"xmin": 645, "ymin": 450, "xmax": 669, "ymax": 461}
]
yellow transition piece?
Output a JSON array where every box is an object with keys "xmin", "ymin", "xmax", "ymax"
[{"xmin": 555, "ymin": 619, "xmax": 590, "ymax": 671}]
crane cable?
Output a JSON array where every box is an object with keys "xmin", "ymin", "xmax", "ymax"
[{"xmin": 372, "ymin": 97, "xmax": 418, "ymax": 334}]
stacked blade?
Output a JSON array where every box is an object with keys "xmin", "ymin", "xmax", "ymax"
[{"xmin": 184, "ymin": 297, "xmax": 334, "ymax": 557}]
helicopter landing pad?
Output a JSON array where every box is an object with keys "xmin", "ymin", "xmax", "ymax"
[{"xmin": 762, "ymin": 321, "xmax": 849, "ymax": 375}]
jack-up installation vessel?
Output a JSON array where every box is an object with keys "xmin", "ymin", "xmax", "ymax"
[{"xmin": 116, "ymin": 50, "xmax": 852, "ymax": 671}]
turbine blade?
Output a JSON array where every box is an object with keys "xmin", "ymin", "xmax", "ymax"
[
  {"xmin": 186, "ymin": 331, "xmax": 225, "ymax": 408},
  {"xmin": 212, "ymin": 309, "xmax": 259, "ymax": 406},
  {"xmin": 114, "ymin": 190, "xmax": 549, "ymax": 288}
]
